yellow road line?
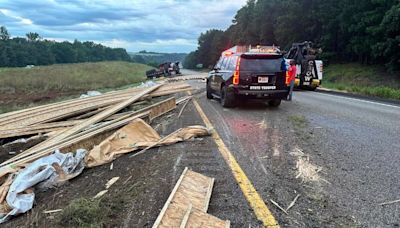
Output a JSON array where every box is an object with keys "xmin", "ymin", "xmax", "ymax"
[{"xmin": 190, "ymin": 96, "xmax": 279, "ymax": 227}]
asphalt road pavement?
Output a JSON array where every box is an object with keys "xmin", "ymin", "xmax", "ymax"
[{"xmin": 185, "ymin": 70, "xmax": 400, "ymax": 227}]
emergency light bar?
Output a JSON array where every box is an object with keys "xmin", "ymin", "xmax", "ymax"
[{"xmin": 222, "ymin": 45, "xmax": 281, "ymax": 56}]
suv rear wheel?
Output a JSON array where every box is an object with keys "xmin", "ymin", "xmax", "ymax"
[
  {"xmin": 206, "ymin": 80, "xmax": 213, "ymax": 99},
  {"xmin": 268, "ymin": 99, "xmax": 281, "ymax": 107},
  {"xmin": 221, "ymin": 85, "xmax": 235, "ymax": 107}
]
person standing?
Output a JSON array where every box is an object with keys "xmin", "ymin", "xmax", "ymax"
[{"xmin": 287, "ymin": 60, "xmax": 297, "ymax": 101}]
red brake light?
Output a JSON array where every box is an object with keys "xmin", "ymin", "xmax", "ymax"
[
  {"xmin": 285, "ymin": 71, "xmax": 290, "ymax": 86},
  {"xmin": 233, "ymin": 57, "xmax": 241, "ymax": 85}
]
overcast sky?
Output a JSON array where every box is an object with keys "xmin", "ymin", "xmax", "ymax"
[{"xmin": 0, "ymin": 0, "xmax": 246, "ymax": 53}]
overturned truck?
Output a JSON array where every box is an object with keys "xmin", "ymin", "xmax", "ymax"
[{"xmin": 146, "ymin": 62, "xmax": 181, "ymax": 79}]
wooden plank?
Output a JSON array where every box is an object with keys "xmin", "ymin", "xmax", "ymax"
[
  {"xmin": 69, "ymin": 107, "xmax": 107, "ymax": 120},
  {"xmin": 179, "ymin": 204, "xmax": 192, "ymax": 228},
  {"xmin": 0, "ymin": 120, "xmax": 83, "ymax": 139},
  {"xmin": 149, "ymin": 98, "xmax": 176, "ymax": 121},
  {"xmin": 153, "ymin": 167, "xmax": 189, "ymax": 228},
  {"xmin": 153, "ymin": 168, "xmax": 219, "ymax": 228},
  {"xmin": 185, "ymin": 209, "xmax": 230, "ymax": 228}
]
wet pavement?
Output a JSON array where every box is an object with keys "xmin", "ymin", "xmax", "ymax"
[{"xmin": 186, "ymin": 70, "xmax": 400, "ymax": 227}]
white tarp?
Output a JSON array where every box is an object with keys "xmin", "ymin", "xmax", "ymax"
[
  {"xmin": 80, "ymin": 91, "xmax": 102, "ymax": 98},
  {"xmin": 139, "ymin": 80, "xmax": 157, "ymax": 88},
  {"xmin": 0, "ymin": 149, "xmax": 86, "ymax": 223}
]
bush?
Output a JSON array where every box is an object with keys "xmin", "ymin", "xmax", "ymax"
[{"xmin": 59, "ymin": 198, "xmax": 106, "ymax": 227}]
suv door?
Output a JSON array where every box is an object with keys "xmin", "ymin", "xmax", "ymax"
[
  {"xmin": 209, "ymin": 58, "xmax": 222, "ymax": 90},
  {"xmin": 211, "ymin": 57, "xmax": 227, "ymax": 91}
]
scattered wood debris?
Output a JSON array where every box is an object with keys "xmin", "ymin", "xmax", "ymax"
[
  {"xmin": 286, "ymin": 194, "xmax": 301, "ymax": 211},
  {"xmin": 270, "ymin": 199, "xmax": 288, "ymax": 215},
  {"xmin": 0, "ymin": 81, "xmax": 218, "ymax": 224},
  {"xmin": 153, "ymin": 167, "xmax": 230, "ymax": 228},
  {"xmin": 379, "ymin": 199, "xmax": 400, "ymax": 206},
  {"xmin": 178, "ymin": 97, "xmax": 192, "ymax": 118},
  {"xmin": 93, "ymin": 190, "xmax": 108, "ymax": 199},
  {"xmin": 105, "ymin": 177, "xmax": 120, "ymax": 189},
  {"xmin": 43, "ymin": 209, "xmax": 62, "ymax": 214}
]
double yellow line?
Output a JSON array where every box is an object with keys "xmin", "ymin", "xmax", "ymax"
[{"xmin": 190, "ymin": 95, "xmax": 279, "ymax": 227}]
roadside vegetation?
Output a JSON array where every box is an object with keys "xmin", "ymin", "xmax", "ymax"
[
  {"xmin": 0, "ymin": 61, "xmax": 151, "ymax": 113},
  {"xmin": 323, "ymin": 64, "xmax": 400, "ymax": 100}
]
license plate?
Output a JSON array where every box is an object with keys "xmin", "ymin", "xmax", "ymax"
[
  {"xmin": 250, "ymin": 86, "xmax": 276, "ymax": 90},
  {"xmin": 258, "ymin": 77, "xmax": 268, "ymax": 83},
  {"xmin": 303, "ymin": 82, "xmax": 310, "ymax": 85}
]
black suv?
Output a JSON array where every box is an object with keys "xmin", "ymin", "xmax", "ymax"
[{"xmin": 206, "ymin": 46, "xmax": 289, "ymax": 107}]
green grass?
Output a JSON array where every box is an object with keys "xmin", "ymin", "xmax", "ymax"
[
  {"xmin": 58, "ymin": 192, "xmax": 129, "ymax": 227},
  {"xmin": 288, "ymin": 115, "xmax": 308, "ymax": 129},
  {"xmin": 59, "ymin": 198, "xmax": 106, "ymax": 227},
  {"xmin": 0, "ymin": 61, "xmax": 151, "ymax": 92},
  {"xmin": 323, "ymin": 63, "xmax": 400, "ymax": 100},
  {"xmin": 0, "ymin": 61, "xmax": 152, "ymax": 113}
]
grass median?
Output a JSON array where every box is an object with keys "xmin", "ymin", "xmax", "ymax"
[
  {"xmin": 0, "ymin": 61, "xmax": 152, "ymax": 113},
  {"xmin": 323, "ymin": 63, "xmax": 400, "ymax": 100}
]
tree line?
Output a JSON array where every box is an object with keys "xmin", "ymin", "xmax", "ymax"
[
  {"xmin": 184, "ymin": 0, "xmax": 400, "ymax": 71},
  {"xmin": 0, "ymin": 26, "xmax": 131, "ymax": 67}
]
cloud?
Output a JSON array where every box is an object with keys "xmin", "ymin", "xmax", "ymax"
[
  {"xmin": 0, "ymin": 0, "xmax": 246, "ymax": 52},
  {"xmin": 0, "ymin": 9, "xmax": 33, "ymax": 25}
]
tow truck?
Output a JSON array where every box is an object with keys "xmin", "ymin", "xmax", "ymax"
[{"xmin": 285, "ymin": 41, "xmax": 323, "ymax": 90}]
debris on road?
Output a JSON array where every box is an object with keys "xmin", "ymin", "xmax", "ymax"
[
  {"xmin": 43, "ymin": 209, "xmax": 63, "ymax": 214},
  {"xmin": 153, "ymin": 167, "xmax": 230, "ymax": 228},
  {"xmin": 79, "ymin": 91, "xmax": 102, "ymax": 98},
  {"xmin": 291, "ymin": 147, "xmax": 328, "ymax": 184},
  {"xmin": 379, "ymin": 199, "xmax": 400, "ymax": 206},
  {"xmin": 0, "ymin": 80, "xmax": 214, "ymax": 224},
  {"xmin": 0, "ymin": 149, "xmax": 87, "ymax": 223},
  {"xmin": 93, "ymin": 176, "xmax": 120, "ymax": 199},
  {"xmin": 86, "ymin": 119, "xmax": 210, "ymax": 167},
  {"xmin": 105, "ymin": 177, "xmax": 119, "ymax": 189},
  {"xmin": 286, "ymin": 194, "xmax": 301, "ymax": 211},
  {"xmin": 270, "ymin": 199, "xmax": 288, "ymax": 215},
  {"xmin": 93, "ymin": 190, "xmax": 108, "ymax": 199},
  {"xmin": 178, "ymin": 97, "xmax": 192, "ymax": 118}
]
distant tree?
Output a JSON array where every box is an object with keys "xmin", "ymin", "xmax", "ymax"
[
  {"xmin": 185, "ymin": 0, "xmax": 400, "ymax": 71},
  {"xmin": 0, "ymin": 26, "xmax": 10, "ymax": 41},
  {"xmin": 0, "ymin": 29, "xmax": 133, "ymax": 67},
  {"xmin": 26, "ymin": 32, "xmax": 41, "ymax": 42}
]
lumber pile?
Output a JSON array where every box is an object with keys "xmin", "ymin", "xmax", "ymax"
[
  {"xmin": 0, "ymin": 82, "xmax": 192, "ymax": 178},
  {"xmin": 0, "ymin": 79, "xmax": 232, "ymax": 226},
  {"xmin": 153, "ymin": 167, "xmax": 230, "ymax": 228}
]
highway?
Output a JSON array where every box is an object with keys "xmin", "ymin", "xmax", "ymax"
[{"xmin": 187, "ymin": 71, "xmax": 400, "ymax": 227}]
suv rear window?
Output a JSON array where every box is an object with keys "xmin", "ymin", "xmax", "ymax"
[{"xmin": 240, "ymin": 57, "xmax": 283, "ymax": 72}]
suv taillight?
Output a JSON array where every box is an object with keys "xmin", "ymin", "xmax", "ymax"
[
  {"xmin": 285, "ymin": 71, "xmax": 290, "ymax": 86},
  {"xmin": 233, "ymin": 57, "xmax": 241, "ymax": 85}
]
